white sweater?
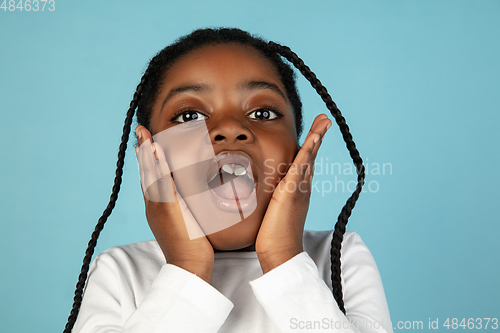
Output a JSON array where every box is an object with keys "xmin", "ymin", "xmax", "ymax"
[{"xmin": 73, "ymin": 230, "xmax": 393, "ymax": 333}]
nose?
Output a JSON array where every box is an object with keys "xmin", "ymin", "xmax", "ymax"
[{"xmin": 207, "ymin": 117, "xmax": 255, "ymax": 145}]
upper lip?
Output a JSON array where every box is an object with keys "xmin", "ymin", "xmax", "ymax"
[{"xmin": 206, "ymin": 150, "xmax": 257, "ymax": 184}]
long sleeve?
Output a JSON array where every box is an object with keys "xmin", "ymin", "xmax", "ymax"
[
  {"xmin": 249, "ymin": 232, "xmax": 393, "ymax": 333},
  {"xmin": 71, "ymin": 231, "xmax": 391, "ymax": 333},
  {"xmin": 73, "ymin": 249, "xmax": 234, "ymax": 333}
]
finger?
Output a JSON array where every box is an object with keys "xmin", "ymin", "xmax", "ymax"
[
  {"xmin": 136, "ymin": 125, "xmax": 154, "ymax": 197},
  {"xmin": 136, "ymin": 125, "xmax": 153, "ymax": 145},
  {"xmin": 174, "ymin": 193, "xmax": 207, "ymax": 240},
  {"xmin": 151, "ymin": 142, "xmax": 176, "ymax": 203},
  {"xmin": 297, "ymin": 114, "xmax": 329, "ymax": 150},
  {"xmin": 307, "ymin": 114, "xmax": 329, "ymax": 135},
  {"xmin": 136, "ymin": 145, "xmax": 147, "ymax": 195},
  {"xmin": 280, "ymin": 127, "xmax": 322, "ymax": 186},
  {"xmin": 304, "ymin": 156, "xmax": 314, "ymax": 179},
  {"xmin": 290, "ymin": 140, "xmax": 317, "ymax": 195},
  {"xmin": 140, "ymin": 138, "xmax": 161, "ymax": 202},
  {"xmin": 308, "ymin": 117, "xmax": 331, "ymax": 140},
  {"xmin": 295, "ymin": 133, "xmax": 319, "ymax": 174},
  {"xmin": 292, "ymin": 115, "xmax": 327, "ymax": 177},
  {"xmin": 145, "ymin": 142, "xmax": 206, "ymax": 239},
  {"xmin": 303, "ymin": 117, "xmax": 332, "ymax": 184},
  {"xmin": 308, "ymin": 118, "xmax": 332, "ymax": 162}
]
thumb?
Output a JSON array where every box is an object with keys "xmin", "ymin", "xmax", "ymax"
[{"xmin": 135, "ymin": 125, "xmax": 153, "ymax": 145}]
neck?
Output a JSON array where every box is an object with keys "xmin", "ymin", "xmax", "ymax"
[{"xmin": 214, "ymin": 243, "xmax": 256, "ymax": 253}]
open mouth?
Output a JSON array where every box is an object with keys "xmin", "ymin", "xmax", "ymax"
[
  {"xmin": 208, "ymin": 162, "xmax": 255, "ymax": 199},
  {"xmin": 206, "ymin": 151, "xmax": 258, "ymax": 212}
]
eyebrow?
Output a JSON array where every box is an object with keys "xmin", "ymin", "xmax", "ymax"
[
  {"xmin": 160, "ymin": 83, "xmax": 211, "ymax": 113},
  {"xmin": 238, "ymin": 80, "xmax": 286, "ymax": 102},
  {"xmin": 160, "ymin": 80, "xmax": 287, "ymax": 114}
]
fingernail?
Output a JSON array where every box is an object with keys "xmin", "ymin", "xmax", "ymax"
[
  {"xmin": 313, "ymin": 136, "xmax": 319, "ymax": 144},
  {"xmin": 326, "ymin": 122, "xmax": 332, "ymax": 130}
]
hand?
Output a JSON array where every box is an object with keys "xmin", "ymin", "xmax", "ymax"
[
  {"xmin": 255, "ymin": 114, "xmax": 332, "ymax": 274},
  {"xmin": 135, "ymin": 125, "xmax": 215, "ymax": 283}
]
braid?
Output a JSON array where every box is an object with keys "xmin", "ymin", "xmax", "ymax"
[
  {"xmin": 269, "ymin": 41, "xmax": 366, "ymax": 315},
  {"xmin": 63, "ymin": 70, "xmax": 150, "ymax": 333},
  {"xmin": 64, "ymin": 28, "xmax": 364, "ymax": 330}
]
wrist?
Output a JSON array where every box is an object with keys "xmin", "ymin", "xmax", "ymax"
[
  {"xmin": 257, "ymin": 246, "xmax": 303, "ymax": 274},
  {"xmin": 169, "ymin": 259, "xmax": 214, "ymax": 284}
]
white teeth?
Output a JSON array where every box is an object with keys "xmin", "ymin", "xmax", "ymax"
[
  {"xmin": 221, "ymin": 164, "xmax": 234, "ymax": 174},
  {"xmin": 234, "ymin": 166, "xmax": 246, "ymax": 176},
  {"xmin": 220, "ymin": 163, "xmax": 247, "ymax": 176}
]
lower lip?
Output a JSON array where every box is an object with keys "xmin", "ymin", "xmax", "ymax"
[{"xmin": 208, "ymin": 183, "xmax": 257, "ymax": 213}]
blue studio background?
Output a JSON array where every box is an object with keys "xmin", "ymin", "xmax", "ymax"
[{"xmin": 1, "ymin": 1, "xmax": 499, "ymax": 332}]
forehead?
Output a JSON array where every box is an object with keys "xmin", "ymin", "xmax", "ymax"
[{"xmin": 161, "ymin": 43, "xmax": 283, "ymax": 92}]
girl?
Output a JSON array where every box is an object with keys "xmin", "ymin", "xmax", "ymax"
[{"xmin": 65, "ymin": 28, "xmax": 392, "ymax": 333}]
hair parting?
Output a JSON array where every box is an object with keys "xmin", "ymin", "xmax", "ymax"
[{"xmin": 64, "ymin": 28, "xmax": 365, "ymax": 332}]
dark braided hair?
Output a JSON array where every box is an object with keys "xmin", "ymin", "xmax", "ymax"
[
  {"xmin": 267, "ymin": 42, "xmax": 366, "ymax": 314},
  {"xmin": 64, "ymin": 27, "xmax": 364, "ymax": 332},
  {"xmin": 135, "ymin": 28, "xmax": 304, "ymax": 138}
]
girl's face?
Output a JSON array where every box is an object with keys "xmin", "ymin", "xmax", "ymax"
[{"xmin": 149, "ymin": 43, "xmax": 299, "ymax": 251}]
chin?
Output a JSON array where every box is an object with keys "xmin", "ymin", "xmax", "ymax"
[{"xmin": 207, "ymin": 214, "xmax": 262, "ymax": 251}]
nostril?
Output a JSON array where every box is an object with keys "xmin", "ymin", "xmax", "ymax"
[{"xmin": 212, "ymin": 133, "xmax": 249, "ymax": 142}]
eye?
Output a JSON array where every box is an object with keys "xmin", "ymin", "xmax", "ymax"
[
  {"xmin": 248, "ymin": 107, "xmax": 282, "ymax": 121},
  {"xmin": 172, "ymin": 110, "xmax": 207, "ymax": 123}
]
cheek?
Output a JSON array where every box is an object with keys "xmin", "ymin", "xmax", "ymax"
[{"xmin": 260, "ymin": 142, "xmax": 297, "ymax": 190}]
